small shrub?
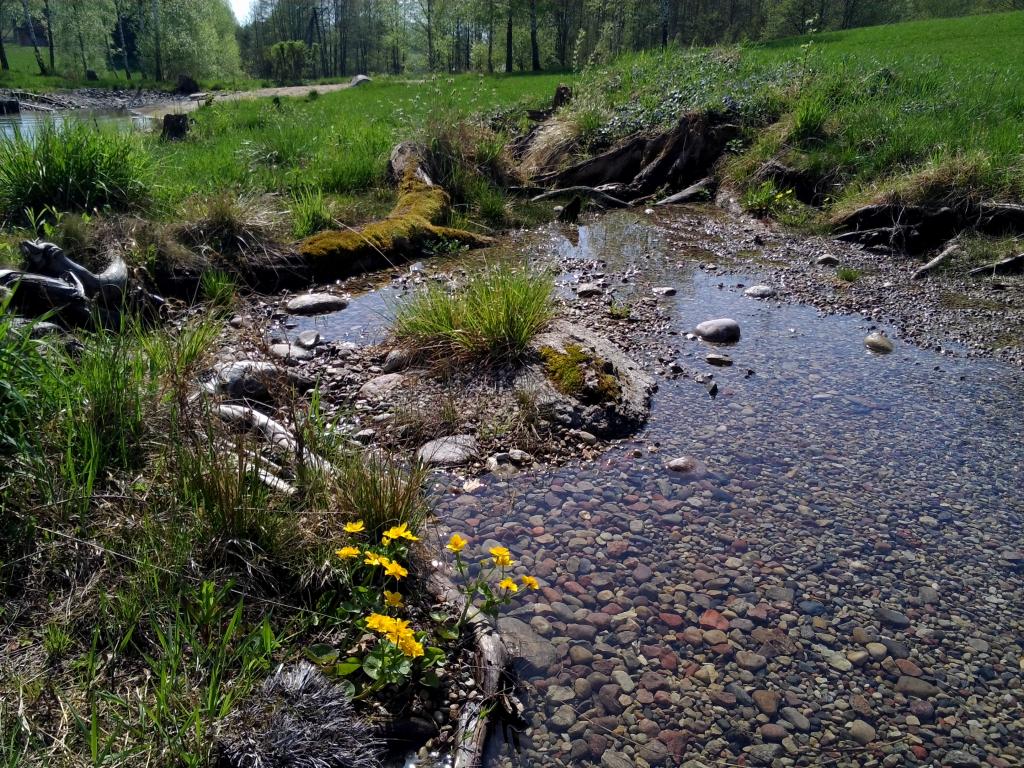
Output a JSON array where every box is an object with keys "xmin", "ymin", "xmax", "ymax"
[
  {"xmin": 200, "ymin": 269, "xmax": 237, "ymax": 307},
  {"xmin": 178, "ymin": 194, "xmax": 282, "ymax": 260},
  {"xmin": 0, "ymin": 123, "xmax": 151, "ymax": 224},
  {"xmin": 334, "ymin": 451, "xmax": 430, "ymax": 540},
  {"xmin": 837, "ymin": 267, "xmax": 862, "ymax": 282},
  {"xmin": 291, "ymin": 187, "xmax": 334, "ymax": 238},
  {"xmin": 392, "ymin": 264, "xmax": 555, "ymax": 361},
  {"xmin": 741, "ymin": 180, "xmax": 796, "ymax": 217}
]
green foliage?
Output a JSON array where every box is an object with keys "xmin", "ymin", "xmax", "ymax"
[
  {"xmin": 791, "ymin": 91, "xmax": 830, "ymax": 144},
  {"xmin": 540, "ymin": 344, "xmax": 621, "ymax": 402},
  {"xmin": 333, "ymin": 453, "xmax": 430, "ymax": 541},
  {"xmin": 741, "ymin": 181, "xmax": 796, "ymax": 217},
  {"xmin": 392, "ymin": 264, "xmax": 555, "ymax": 361},
  {"xmin": 200, "ymin": 269, "xmax": 237, "ymax": 307},
  {"xmin": 291, "ymin": 187, "xmax": 335, "ymax": 238},
  {"xmin": 268, "ymin": 40, "xmax": 309, "ymax": 84},
  {"xmin": 0, "ymin": 123, "xmax": 151, "ymax": 225},
  {"xmin": 837, "ymin": 267, "xmax": 863, "ymax": 282}
]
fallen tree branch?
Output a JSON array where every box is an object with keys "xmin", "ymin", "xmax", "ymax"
[
  {"xmin": 213, "ymin": 404, "xmax": 334, "ymax": 476},
  {"xmin": 425, "ymin": 568, "xmax": 520, "ymax": 768},
  {"xmin": 529, "ymin": 186, "xmax": 629, "ymax": 208},
  {"xmin": 300, "ymin": 164, "xmax": 494, "ymax": 280},
  {"xmin": 912, "ymin": 241, "xmax": 961, "ymax": 279}
]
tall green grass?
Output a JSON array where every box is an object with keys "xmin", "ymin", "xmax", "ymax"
[
  {"xmin": 568, "ymin": 11, "xmax": 1024, "ymax": 210},
  {"xmin": 392, "ymin": 263, "xmax": 555, "ymax": 360},
  {"xmin": 0, "ymin": 122, "xmax": 152, "ymax": 224}
]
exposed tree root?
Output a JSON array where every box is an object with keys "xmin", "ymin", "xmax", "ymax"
[{"xmin": 299, "ymin": 167, "xmax": 494, "ymax": 280}]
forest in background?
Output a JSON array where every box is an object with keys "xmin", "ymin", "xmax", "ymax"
[{"xmin": 1, "ymin": 0, "xmax": 1023, "ymax": 87}]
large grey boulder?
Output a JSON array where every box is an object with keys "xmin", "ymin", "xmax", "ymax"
[
  {"xmin": 350, "ymin": 74, "xmax": 372, "ymax": 87},
  {"xmin": 416, "ymin": 435, "xmax": 478, "ymax": 467},
  {"xmin": 518, "ymin": 320, "xmax": 655, "ymax": 438},
  {"xmin": 695, "ymin": 318, "xmax": 741, "ymax": 344},
  {"xmin": 285, "ymin": 293, "xmax": 349, "ymax": 315}
]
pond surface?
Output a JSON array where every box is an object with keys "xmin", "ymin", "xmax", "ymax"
[
  {"xmin": 0, "ymin": 108, "xmax": 152, "ymax": 140},
  {"xmin": 428, "ymin": 213, "xmax": 1023, "ymax": 767}
]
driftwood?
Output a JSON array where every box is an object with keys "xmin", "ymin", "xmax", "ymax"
[
  {"xmin": 1, "ymin": 240, "xmax": 163, "ymax": 328},
  {"xmin": 968, "ymin": 252, "xmax": 1024, "ymax": 277},
  {"xmin": 912, "ymin": 242, "xmax": 961, "ymax": 279},
  {"xmin": 213, "ymin": 404, "xmax": 334, "ymax": 477},
  {"xmin": 530, "ymin": 186, "xmax": 629, "ymax": 209},
  {"xmin": 300, "ymin": 158, "xmax": 493, "ymax": 280},
  {"xmin": 425, "ymin": 569, "xmax": 520, "ymax": 768},
  {"xmin": 656, "ymin": 176, "xmax": 717, "ymax": 206}
]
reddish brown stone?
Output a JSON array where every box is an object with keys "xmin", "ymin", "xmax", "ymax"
[{"xmin": 700, "ymin": 609, "xmax": 729, "ymax": 630}]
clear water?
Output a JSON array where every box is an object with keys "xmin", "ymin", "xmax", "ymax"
[
  {"xmin": 0, "ymin": 108, "xmax": 152, "ymax": 141},
  {"xmin": 274, "ymin": 210, "xmax": 1024, "ymax": 765}
]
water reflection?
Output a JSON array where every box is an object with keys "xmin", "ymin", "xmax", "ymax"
[{"xmin": 0, "ymin": 109, "xmax": 153, "ymax": 141}]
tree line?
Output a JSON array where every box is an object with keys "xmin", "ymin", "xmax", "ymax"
[
  {"xmin": 0, "ymin": 0, "xmax": 241, "ymax": 82},
  {"xmin": 238, "ymin": 0, "xmax": 1024, "ymax": 79}
]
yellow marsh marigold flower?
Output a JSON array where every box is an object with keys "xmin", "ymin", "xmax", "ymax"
[
  {"xmin": 521, "ymin": 575, "xmax": 539, "ymax": 590},
  {"xmin": 398, "ymin": 633, "xmax": 424, "ymax": 658},
  {"xmin": 382, "ymin": 558, "xmax": 408, "ymax": 580},
  {"xmin": 335, "ymin": 546, "xmax": 360, "ymax": 560},
  {"xmin": 499, "ymin": 577, "xmax": 519, "ymax": 592},
  {"xmin": 446, "ymin": 533, "xmax": 468, "ymax": 553},
  {"xmin": 364, "ymin": 552, "xmax": 384, "ymax": 566},
  {"xmin": 382, "ymin": 522, "xmax": 419, "ymax": 543},
  {"xmin": 344, "ymin": 521, "xmax": 366, "ymax": 534},
  {"xmin": 489, "ymin": 546, "xmax": 513, "ymax": 568},
  {"xmin": 384, "ymin": 590, "xmax": 404, "ymax": 607},
  {"xmin": 365, "ymin": 613, "xmax": 392, "ymax": 633}
]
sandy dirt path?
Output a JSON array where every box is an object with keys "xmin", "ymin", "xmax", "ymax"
[{"xmin": 137, "ymin": 78, "xmax": 363, "ymax": 118}]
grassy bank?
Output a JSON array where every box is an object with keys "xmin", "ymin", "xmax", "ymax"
[{"xmin": 563, "ymin": 11, "xmax": 1024, "ymax": 217}]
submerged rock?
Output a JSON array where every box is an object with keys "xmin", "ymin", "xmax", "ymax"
[
  {"xmin": 416, "ymin": 435, "xmax": 478, "ymax": 467},
  {"xmin": 286, "ymin": 292, "xmax": 349, "ymax": 315},
  {"xmin": 497, "ymin": 617, "xmax": 558, "ymax": 676},
  {"xmin": 695, "ymin": 318, "xmax": 741, "ymax": 344},
  {"xmin": 208, "ymin": 360, "xmax": 313, "ymax": 401},
  {"xmin": 744, "ymin": 284, "xmax": 776, "ymax": 298},
  {"xmin": 865, "ymin": 331, "xmax": 894, "ymax": 353}
]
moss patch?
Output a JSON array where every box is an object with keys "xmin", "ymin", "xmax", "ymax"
[
  {"xmin": 299, "ymin": 168, "xmax": 493, "ymax": 279},
  {"xmin": 540, "ymin": 344, "xmax": 621, "ymax": 403}
]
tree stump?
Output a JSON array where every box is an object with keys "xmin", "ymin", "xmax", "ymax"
[
  {"xmin": 0, "ymin": 99, "xmax": 20, "ymax": 115},
  {"xmin": 161, "ymin": 114, "xmax": 191, "ymax": 142},
  {"xmin": 553, "ymin": 83, "xmax": 573, "ymax": 109},
  {"xmin": 175, "ymin": 74, "xmax": 200, "ymax": 95}
]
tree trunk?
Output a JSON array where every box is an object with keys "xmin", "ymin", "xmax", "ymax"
[
  {"xmin": 504, "ymin": 0, "xmax": 513, "ymax": 73},
  {"xmin": 42, "ymin": 0, "xmax": 55, "ymax": 73},
  {"xmin": 115, "ymin": 0, "xmax": 132, "ymax": 80},
  {"xmin": 528, "ymin": 0, "xmax": 540, "ymax": 71},
  {"xmin": 19, "ymin": 0, "xmax": 48, "ymax": 75},
  {"xmin": 425, "ymin": 0, "xmax": 434, "ymax": 71},
  {"xmin": 150, "ymin": 0, "xmax": 163, "ymax": 82},
  {"xmin": 486, "ymin": 0, "xmax": 494, "ymax": 72},
  {"xmin": 0, "ymin": 37, "xmax": 9, "ymax": 71}
]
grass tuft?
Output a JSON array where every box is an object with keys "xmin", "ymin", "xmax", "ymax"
[
  {"xmin": 392, "ymin": 264, "xmax": 555, "ymax": 361},
  {"xmin": 291, "ymin": 187, "xmax": 335, "ymax": 238},
  {"xmin": 0, "ymin": 123, "xmax": 151, "ymax": 225}
]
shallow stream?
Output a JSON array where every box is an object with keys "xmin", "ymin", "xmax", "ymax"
[
  {"xmin": 0, "ymin": 108, "xmax": 151, "ymax": 140},
  {"xmin": 290, "ymin": 211, "xmax": 1024, "ymax": 766}
]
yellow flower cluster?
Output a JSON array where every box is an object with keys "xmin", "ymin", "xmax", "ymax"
[
  {"xmin": 365, "ymin": 613, "xmax": 424, "ymax": 658},
  {"xmin": 382, "ymin": 522, "xmax": 419, "ymax": 543},
  {"xmin": 363, "ymin": 552, "xmax": 408, "ymax": 579},
  {"xmin": 489, "ymin": 546, "xmax": 514, "ymax": 568}
]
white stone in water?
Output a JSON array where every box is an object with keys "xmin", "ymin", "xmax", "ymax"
[
  {"xmin": 817, "ymin": 254, "xmax": 840, "ymax": 266},
  {"xmin": 744, "ymin": 284, "xmax": 777, "ymax": 298},
  {"xmin": 576, "ymin": 283, "xmax": 602, "ymax": 297},
  {"xmin": 865, "ymin": 331, "xmax": 894, "ymax": 354},
  {"xmin": 416, "ymin": 435, "xmax": 478, "ymax": 466},
  {"xmin": 653, "ymin": 286, "xmax": 677, "ymax": 296},
  {"xmin": 695, "ymin": 318, "xmax": 741, "ymax": 343},
  {"xmin": 285, "ymin": 292, "xmax": 349, "ymax": 315}
]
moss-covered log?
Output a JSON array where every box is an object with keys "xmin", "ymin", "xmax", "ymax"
[{"xmin": 299, "ymin": 168, "xmax": 493, "ymax": 280}]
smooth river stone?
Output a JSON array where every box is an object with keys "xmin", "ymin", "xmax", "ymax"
[
  {"xmin": 285, "ymin": 292, "xmax": 349, "ymax": 315},
  {"xmin": 695, "ymin": 318, "xmax": 741, "ymax": 343}
]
